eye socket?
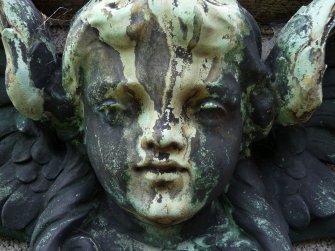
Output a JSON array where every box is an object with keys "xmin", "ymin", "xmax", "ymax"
[
  {"xmin": 96, "ymin": 99, "xmax": 130, "ymax": 125},
  {"xmin": 194, "ymin": 100, "xmax": 227, "ymax": 126}
]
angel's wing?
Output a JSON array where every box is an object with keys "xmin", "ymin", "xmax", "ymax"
[
  {"xmin": 0, "ymin": 0, "xmax": 74, "ymax": 125},
  {"xmin": 226, "ymin": 67, "xmax": 335, "ymax": 250},
  {"xmin": 0, "ymin": 1, "xmax": 99, "ymax": 249},
  {"xmin": 281, "ymin": 34, "xmax": 335, "ymax": 241},
  {"xmin": 0, "ymin": 103, "xmax": 98, "ymax": 242},
  {"xmin": 227, "ymin": 1, "xmax": 335, "ymax": 250}
]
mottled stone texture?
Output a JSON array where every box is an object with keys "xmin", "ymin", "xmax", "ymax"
[
  {"xmin": 0, "ymin": 235, "xmax": 334, "ymax": 250},
  {"xmin": 0, "ymin": 0, "xmax": 335, "ymax": 250},
  {"xmin": 0, "ymin": 238, "xmax": 27, "ymax": 251}
]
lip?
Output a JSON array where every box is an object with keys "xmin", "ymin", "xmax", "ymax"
[
  {"xmin": 133, "ymin": 161, "xmax": 189, "ymax": 174},
  {"xmin": 132, "ymin": 161, "xmax": 190, "ymax": 190}
]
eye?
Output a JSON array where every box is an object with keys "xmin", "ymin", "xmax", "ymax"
[
  {"xmin": 96, "ymin": 99, "xmax": 129, "ymax": 125},
  {"xmin": 194, "ymin": 100, "xmax": 226, "ymax": 126}
]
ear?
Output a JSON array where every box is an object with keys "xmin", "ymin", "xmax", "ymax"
[
  {"xmin": 267, "ymin": 0, "xmax": 335, "ymax": 125},
  {"xmin": 0, "ymin": 0, "xmax": 75, "ymax": 124}
]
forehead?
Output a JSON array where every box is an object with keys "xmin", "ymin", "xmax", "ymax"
[
  {"xmin": 80, "ymin": 0, "xmax": 249, "ymax": 102},
  {"xmin": 83, "ymin": 43, "xmax": 241, "ymax": 116},
  {"xmin": 84, "ymin": 0, "xmax": 247, "ymax": 49},
  {"xmin": 80, "ymin": 0, "xmax": 250, "ymax": 69}
]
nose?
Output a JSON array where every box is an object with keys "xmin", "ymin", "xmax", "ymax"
[{"xmin": 141, "ymin": 121, "xmax": 186, "ymax": 153}]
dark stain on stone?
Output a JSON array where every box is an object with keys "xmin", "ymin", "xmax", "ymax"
[
  {"xmin": 153, "ymin": 117, "xmax": 171, "ymax": 145},
  {"xmin": 158, "ymin": 152, "xmax": 170, "ymax": 160},
  {"xmin": 164, "ymin": 89, "xmax": 179, "ymax": 123},
  {"xmin": 108, "ymin": 3, "xmax": 118, "ymax": 9},
  {"xmin": 29, "ymin": 42, "xmax": 56, "ymax": 89},
  {"xmin": 83, "ymin": 28, "xmax": 126, "ymax": 104},
  {"xmin": 127, "ymin": 2, "xmax": 171, "ymax": 112},
  {"xmin": 157, "ymin": 193, "xmax": 162, "ymax": 203},
  {"xmin": 175, "ymin": 46, "xmax": 192, "ymax": 64},
  {"xmin": 178, "ymin": 17, "xmax": 188, "ymax": 41},
  {"xmin": 202, "ymin": 1, "xmax": 209, "ymax": 13},
  {"xmin": 186, "ymin": 8, "xmax": 202, "ymax": 52}
]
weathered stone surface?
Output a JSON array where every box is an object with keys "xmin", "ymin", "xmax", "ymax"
[{"xmin": 1, "ymin": 0, "xmax": 335, "ymax": 250}]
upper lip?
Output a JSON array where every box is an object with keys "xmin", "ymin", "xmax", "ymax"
[{"xmin": 133, "ymin": 160, "xmax": 188, "ymax": 174}]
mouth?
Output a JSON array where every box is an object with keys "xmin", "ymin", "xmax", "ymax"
[
  {"xmin": 133, "ymin": 161, "xmax": 189, "ymax": 182},
  {"xmin": 134, "ymin": 161, "xmax": 188, "ymax": 173}
]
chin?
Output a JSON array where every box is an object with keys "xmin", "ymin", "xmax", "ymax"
[
  {"xmin": 126, "ymin": 181, "xmax": 206, "ymax": 226},
  {"xmin": 139, "ymin": 195, "xmax": 200, "ymax": 225}
]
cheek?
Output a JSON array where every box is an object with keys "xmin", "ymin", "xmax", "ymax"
[
  {"xmin": 85, "ymin": 113, "xmax": 140, "ymax": 199},
  {"xmin": 189, "ymin": 119, "xmax": 242, "ymax": 202}
]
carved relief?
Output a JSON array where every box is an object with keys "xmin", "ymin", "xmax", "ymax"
[{"xmin": 0, "ymin": 0, "xmax": 334, "ymax": 250}]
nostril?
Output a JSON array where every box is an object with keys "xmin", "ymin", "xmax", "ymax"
[
  {"xmin": 141, "ymin": 136, "xmax": 156, "ymax": 150},
  {"xmin": 170, "ymin": 142, "xmax": 182, "ymax": 151},
  {"xmin": 140, "ymin": 135, "xmax": 185, "ymax": 152},
  {"xmin": 147, "ymin": 141, "xmax": 155, "ymax": 149}
]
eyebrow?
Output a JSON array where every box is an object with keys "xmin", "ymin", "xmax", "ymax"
[
  {"xmin": 207, "ymin": 85, "xmax": 241, "ymax": 106},
  {"xmin": 86, "ymin": 81, "xmax": 147, "ymax": 103},
  {"xmin": 86, "ymin": 80, "xmax": 122, "ymax": 103},
  {"xmin": 204, "ymin": 72, "xmax": 241, "ymax": 106}
]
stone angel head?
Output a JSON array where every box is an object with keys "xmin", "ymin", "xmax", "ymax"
[{"xmin": 0, "ymin": 0, "xmax": 335, "ymax": 250}]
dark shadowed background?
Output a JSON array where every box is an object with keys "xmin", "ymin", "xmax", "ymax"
[{"xmin": 32, "ymin": 0, "xmax": 312, "ymax": 24}]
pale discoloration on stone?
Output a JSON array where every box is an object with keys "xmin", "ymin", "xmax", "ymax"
[
  {"xmin": 1, "ymin": 29, "xmax": 44, "ymax": 120},
  {"xmin": 0, "ymin": 0, "xmax": 57, "ymax": 120},
  {"xmin": 62, "ymin": 0, "xmax": 250, "ymax": 125},
  {"xmin": 64, "ymin": 0, "xmax": 246, "ymax": 229},
  {"xmin": 1, "ymin": 0, "xmax": 335, "ymax": 249},
  {"xmin": 269, "ymin": 0, "xmax": 335, "ymax": 125},
  {"xmin": 61, "ymin": 0, "xmax": 335, "ymax": 234}
]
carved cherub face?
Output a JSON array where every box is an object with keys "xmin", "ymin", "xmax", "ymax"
[
  {"xmin": 83, "ymin": 48, "xmax": 242, "ymax": 224},
  {"xmin": 64, "ymin": 0, "xmax": 258, "ymax": 225}
]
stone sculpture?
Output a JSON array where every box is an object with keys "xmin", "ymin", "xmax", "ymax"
[{"xmin": 0, "ymin": 0, "xmax": 334, "ymax": 250}]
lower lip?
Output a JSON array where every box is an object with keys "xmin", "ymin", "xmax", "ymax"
[{"xmin": 144, "ymin": 171, "xmax": 182, "ymax": 182}]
